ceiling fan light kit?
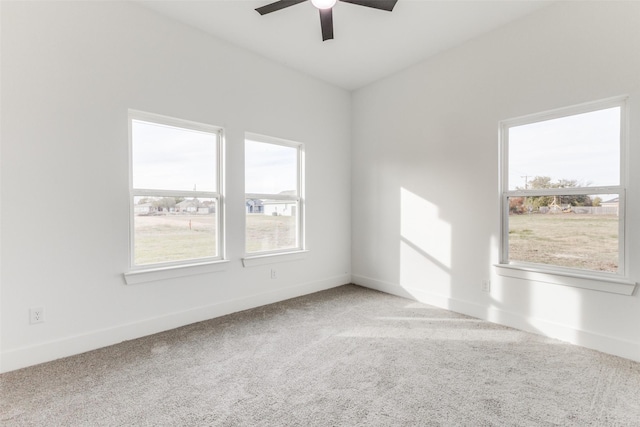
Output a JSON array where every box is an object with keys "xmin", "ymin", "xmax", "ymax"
[
  {"xmin": 256, "ymin": 0, "xmax": 398, "ymax": 41},
  {"xmin": 311, "ymin": 0, "xmax": 337, "ymax": 9}
]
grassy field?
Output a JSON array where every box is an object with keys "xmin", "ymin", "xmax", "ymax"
[
  {"xmin": 134, "ymin": 214, "xmax": 217, "ymax": 265},
  {"xmin": 245, "ymin": 214, "xmax": 296, "ymax": 253},
  {"xmin": 134, "ymin": 213, "xmax": 296, "ymax": 265},
  {"xmin": 508, "ymin": 213, "xmax": 619, "ymax": 272},
  {"xmin": 136, "ymin": 212, "xmax": 615, "ymax": 271}
]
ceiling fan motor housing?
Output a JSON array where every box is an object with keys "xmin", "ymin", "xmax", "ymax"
[{"xmin": 256, "ymin": 0, "xmax": 398, "ymax": 41}]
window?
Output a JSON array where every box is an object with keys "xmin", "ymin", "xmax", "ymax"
[
  {"xmin": 500, "ymin": 97, "xmax": 627, "ymax": 279},
  {"xmin": 245, "ymin": 134, "xmax": 304, "ymax": 255},
  {"xmin": 129, "ymin": 111, "xmax": 223, "ymax": 270}
]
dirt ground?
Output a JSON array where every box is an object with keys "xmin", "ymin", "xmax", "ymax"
[{"xmin": 508, "ymin": 213, "xmax": 618, "ymax": 272}]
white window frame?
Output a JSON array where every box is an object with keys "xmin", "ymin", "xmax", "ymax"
[
  {"xmin": 125, "ymin": 110, "xmax": 226, "ymax": 283},
  {"xmin": 243, "ymin": 132, "xmax": 305, "ymax": 263},
  {"xmin": 497, "ymin": 96, "xmax": 636, "ymax": 295}
]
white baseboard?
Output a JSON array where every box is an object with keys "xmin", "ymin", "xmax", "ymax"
[
  {"xmin": 1, "ymin": 274, "xmax": 349, "ymax": 373},
  {"xmin": 353, "ymin": 274, "xmax": 640, "ymax": 363}
]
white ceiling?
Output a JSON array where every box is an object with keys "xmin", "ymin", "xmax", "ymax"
[{"xmin": 137, "ymin": 0, "xmax": 551, "ymax": 90}]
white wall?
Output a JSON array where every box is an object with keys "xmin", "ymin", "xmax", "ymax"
[
  {"xmin": 352, "ymin": 1, "xmax": 640, "ymax": 361},
  {"xmin": 0, "ymin": 1, "xmax": 351, "ymax": 372},
  {"xmin": 4, "ymin": 1, "xmax": 639, "ymax": 374}
]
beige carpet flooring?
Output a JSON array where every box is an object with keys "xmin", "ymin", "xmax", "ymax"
[{"xmin": 1, "ymin": 284, "xmax": 640, "ymax": 426}]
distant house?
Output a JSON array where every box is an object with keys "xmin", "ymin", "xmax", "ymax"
[
  {"xmin": 201, "ymin": 200, "xmax": 216, "ymax": 214},
  {"xmin": 262, "ymin": 201, "xmax": 296, "ymax": 217},
  {"xmin": 176, "ymin": 198, "xmax": 200, "ymax": 213},
  {"xmin": 246, "ymin": 199, "xmax": 264, "ymax": 214},
  {"xmin": 134, "ymin": 203, "xmax": 156, "ymax": 215},
  {"xmin": 247, "ymin": 191, "xmax": 297, "ymax": 216}
]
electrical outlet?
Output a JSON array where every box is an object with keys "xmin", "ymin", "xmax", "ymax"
[
  {"xmin": 270, "ymin": 269, "xmax": 277, "ymax": 279},
  {"xmin": 481, "ymin": 280, "xmax": 491, "ymax": 293},
  {"xmin": 30, "ymin": 307, "xmax": 44, "ymax": 324}
]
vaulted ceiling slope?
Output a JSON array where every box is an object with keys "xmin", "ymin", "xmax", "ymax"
[{"xmin": 137, "ymin": 0, "xmax": 551, "ymax": 90}]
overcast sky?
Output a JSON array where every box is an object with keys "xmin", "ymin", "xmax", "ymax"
[
  {"xmin": 508, "ymin": 106, "xmax": 620, "ymax": 191},
  {"xmin": 136, "ymin": 108, "xmax": 615, "ymax": 198},
  {"xmin": 245, "ymin": 139, "xmax": 297, "ymax": 195},
  {"xmin": 132, "ymin": 120, "xmax": 217, "ymax": 192},
  {"xmin": 132, "ymin": 120, "xmax": 297, "ymax": 196}
]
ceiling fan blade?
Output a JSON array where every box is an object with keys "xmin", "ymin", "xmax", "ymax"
[
  {"xmin": 255, "ymin": 0, "xmax": 306, "ymax": 15},
  {"xmin": 319, "ymin": 8, "xmax": 334, "ymax": 41},
  {"xmin": 339, "ymin": 0, "xmax": 398, "ymax": 12}
]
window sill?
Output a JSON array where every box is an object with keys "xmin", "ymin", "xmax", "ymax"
[
  {"xmin": 124, "ymin": 260, "xmax": 229, "ymax": 285},
  {"xmin": 242, "ymin": 250, "xmax": 309, "ymax": 267},
  {"xmin": 494, "ymin": 264, "xmax": 637, "ymax": 296}
]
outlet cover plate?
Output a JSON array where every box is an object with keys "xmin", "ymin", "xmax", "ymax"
[
  {"xmin": 481, "ymin": 280, "xmax": 491, "ymax": 293},
  {"xmin": 30, "ymin": 307, "xmax": 44, "ymax": 324}
]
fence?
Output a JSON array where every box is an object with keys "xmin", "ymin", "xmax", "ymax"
[{"xmin": 559, "ymin": 206, "xmax": 618, "ymax": 215}]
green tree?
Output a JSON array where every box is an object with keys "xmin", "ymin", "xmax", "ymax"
[
  {"xmin": 509, "ymin": 197, "xmax": 525, "ymax": 214},
  {"xmin": 152, "ymin": 197, "xmax": 177, "ymax": 211},
  {"xmin": 527, "ymin": 176, "xmax": 552, "ymax": 190},
  {"xmin": 522, "ymin": 176, "xmax": 592, "ymax": 210}
]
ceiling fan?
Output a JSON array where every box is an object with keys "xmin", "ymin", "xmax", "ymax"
[{"xmin": 255, "ymin": 0, "xmax": 398, "ymax": 41}]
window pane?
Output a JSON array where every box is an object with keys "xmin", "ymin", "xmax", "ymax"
[
  {"xmin": 508, "ymin": 107, "xmax": 620, "ymax": 190},
  {"xmin": 246, "ymin": 199, "xmax": 298, "ymax": 253},
  {"xmin": 507, "ymin": 195, "xmax": 618, "ymax": 273},
  {"xmin": 134, "ymin": 196, "xmax": 217, "ymax": 265},
  {"xmin": 245, "ymin": 140, "xmax": 297, "ymax": 195},
  {"xmin": 132, "ymin": 120, "xmax": 217, "ymax": 192}
]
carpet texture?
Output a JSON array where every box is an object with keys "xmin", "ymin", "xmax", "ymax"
[{"xmin": 2, "ymin": 285, "xmax": 640, "ymax": 426}]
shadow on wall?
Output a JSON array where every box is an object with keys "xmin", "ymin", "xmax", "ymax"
[
  {"xmin": 489, "ymin": 255, "xmax": 585, "ymax": 347},
  {"xmin": 361, "ymin": 154, "xmax": 600, "ymax": 355},
  {"xmin": 395, "ymin": 186, "xmax": 580, "ymax": 344}
]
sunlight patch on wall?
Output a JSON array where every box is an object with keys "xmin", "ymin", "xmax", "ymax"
[
  {"xmin": 528, "ymin": 283, "xmax": 583, "ymax": 338},
  {"xmin": 399, "ymin": 188, "xmax": 452, "ymax": 294},
  {"xmin": 400, "ymin": 188, "xmax": 452, "ymax": 268}
]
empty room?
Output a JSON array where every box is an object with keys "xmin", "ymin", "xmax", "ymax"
[{"xmin": 1, "ymin": 0, "xmax": 640, "ymax": 425}]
